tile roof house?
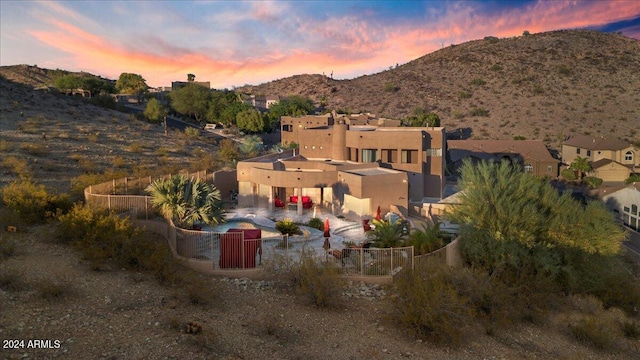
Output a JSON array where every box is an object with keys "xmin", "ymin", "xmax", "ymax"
[
  {"xmin": 447, "ymin": 140, "xmax": 559, "ymax": 177},
  {"xmin": 562, "ymin": 135, "xmax": 639, "ymax": 182}
]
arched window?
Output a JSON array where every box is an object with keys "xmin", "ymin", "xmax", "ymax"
[
  {"xmin": 524, "ymin": 163, "xmax": 533, "ymax": 173},
  {"xmin": 625, "ymin": 151, "xmax": 633, "ymax": 162}
]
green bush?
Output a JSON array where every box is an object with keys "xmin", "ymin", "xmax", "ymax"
[
  {"xmin": 184, "ymin": 127, "xmax": 200, "ymax": 139},
  {"xmin": 561, "ymin": 168, "xmax": 577, "ymax": 180},
  {"xmin": 624, "ymin": 173, "xmax": 640, "ymax": 184},
  {"xmin": 2, "ymin": 180, "xmax": 72, "ymax": 224},
  {"xmin": 583, "ymin": 176, "xmax": 603, "ymax": 188},
  {"xmin": 390, "ymin": 262, "xmax": 474, "ymax": 345},
  {"xmin": 458, "ymin": 91, "xmax": 472, "ymax": 99},
  {"xmin": 405, "ymin": 223, "xmax": 444, "ymax": 255},
  {"xmin": 307, "ymin": 218, "xmax": 323, "ymax": 231},
  {"xmin": 513, "ymin": 135, "xmax": 526, "ymax": 140},
  {"xmin": 275, "ymin": 219, "xmax": 300, "ymax": 236},
  {"xmin": 621, "ymin": 320, "xmax": 640, "ymax": 339}
]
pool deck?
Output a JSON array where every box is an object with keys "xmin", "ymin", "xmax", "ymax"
[{"xmin": 225, "ymin": 207, "xmax": 370, "ymax": 252}]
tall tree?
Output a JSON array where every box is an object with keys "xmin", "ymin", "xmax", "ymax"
[
  {"xmin": 54, "ymin": 75, "xmax": 83, "ymax": 91},
  {"xmin": 266, "ymin": 95, "xmax": 315, "ymax": 130},
  {"xmin": 145, "ymin": 174, "xmax": 224, "ymax": 229},
  {"xmin": 187, "ymin": 73, "xmax": 195, "ymax": 82},
  {"xmin": 169, "ymin": 83, "xmax": 211, "ymax": 123},
  {"xmin": 569, "ymin": 156, "xmax": 591, "ymax": 179},
  {"xmin": 236, "ymin": 108, "xmax": 265, "ymax": 133},
  {"xmin": 449, "ymin": 159, "xmax": 625, "ymax": 290},
  {"xmin": 404, "ymin": 109, "xmax": 441, "ymax": 127},
  {"xmin": 115, "ymin": 73, "xmax": 148, "ymax": 104},
  {"xmin": 143, "ymin": 98, "xmax": 167, "ymax": 123}
]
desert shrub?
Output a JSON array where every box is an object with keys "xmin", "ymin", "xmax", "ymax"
[
  {"xmin": 561, "ymin": 168, "xmax": 577, "ymax": 180},
  {"xmin": 0, "ymin": 140, "xmax": 13, "ymax": 152},
  {"xmin": 583, "ymin": 176, "xmax": 603, "ymax": 188},
  {"xmin": 621, "ymin": 320, "xmax": 640, "ymax": 339},
  {"xmin": 2, "ymin": 156, "xmax": 32, "ymax": 179},
  {"xmin": 127, "ymin": 141, "xmax": 145, "ymax": 153},
  {"xmin": 383, "ymin": 83, "xmax": 400, "ymax": 92},
  {"xmin": 1, "ymin": 180, "xmax": 72, "ymax": 224},
  {"xmin": 289, "ymin": 248, "xmax": 345, "ymax": 307},
  {"xmin": 275, "ymin": 219, "xmax": 300, "ymax": 236},
  {"xmin": 0, "ymin": 268, "xmax": 24, "ymax": 291},
  {"xmin": 176, "ymin": 270, "xmax": 220, "ymax": 306},
  {"xmin": 19, "ymin": 143, "xmax": 48, "ymax": 157},
  {"xmin": 558, "ymin": 65, "xmax": 572, "ymax": 76},
  {"xmin": 458, "ymin": 91, "xmax": 472, "ymax": 99},
  {"xmin": 490, "ymin": 64, "xmax": 502, "ymax": 71},
  {"xmin": 184, "ymin": 127, "xmax": 200, "ymax": 139},
  {"xmin": 470, "ymin": 78, "xmax": 486, "ymax": 86},
  {"xmin": 390, "ymin": 262, "xmax": 474, "ymax": 345},
  {"xmin": 513, "ymin": 135, "xmax": 526, "ymax": 140},
  {"xmin": 69, "ymin": 169, "xmax": 128, "ymax": 200},
  {"xmin": 0, "ymin": 235, "xmax": 17, "ymax": 259},
  {"xmin": 35, "ymin": 275, "xmax": 72, "ymax": 301},
  {"xmin": 307, "ymin": 217, "xmax": 323, "ymax": 231},
  {"xmin": 89, "ymin": 94, "xmax": 117, "ymax": 109},
  {"xmin": 569, "ymin": 315, "xmax": 616, "ymax": 350},
  {"xmin": 469, "ymin": 107, "xmax": 489, "ymax": 116}
]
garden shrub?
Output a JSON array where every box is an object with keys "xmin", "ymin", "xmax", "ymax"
[
  {"xmin": 561, "ymin": 168, "xmax": 576, "ymax": 180},
  {"xmin": 2, "ymin": 180, "xmax": 72, "ymax": 224},
  {"xmin": 405, "ymin": 223, "xmax": 444, "ymax": 255},
  {"xmin": 389, "ymin": 261, "xmax": 474, "ymax": 345},
  {"xmin": 306, "ymin": 217, "xmax": 323, "ymax": 231},
  {"xmin": 583, "ymin": 176, "xmax": 603, "ymax": 188},
  {"xmin": 276, "ymin": 218, "xmax": 300, "ymax": 236}
]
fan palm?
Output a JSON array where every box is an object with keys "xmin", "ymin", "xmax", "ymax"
[{"xmin": 145, "ymin": 174, "xmax": 224, "ymax": 229}]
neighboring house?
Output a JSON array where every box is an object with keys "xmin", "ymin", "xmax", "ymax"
[
  {"xmin": 589, "ymin": 159, "xmax": 633, "ymax": 182},
  {"xmin": 237, "ymin": 150, "xmax": 408, "ymax": 219},
  {"xmin": 599, "ymin": 182, "xmax": 640, "ymax": 231},
  {"xmin": 243, "ymin": 95, "xmax": 281, "ymax": 110},
  {"xmin": 562, "ymin": 135, "xmax": 639, "ymax": 181},
  {"xmin": 447, "ymin": 140, "xmax": 559, "ymax": 177},
  {"xmin": 171, "ymin": 81, "xmax": 210, "ymax": 91},
  {"xmin": 280, "ymin": 112, "xmax": 446, "ymax": 201}
]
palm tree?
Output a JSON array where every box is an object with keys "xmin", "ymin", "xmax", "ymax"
[
  {"xmin": 367, "ymin": 219, "xmax": 404, "ymax": 248},
  {"xmin": 569, "ymin": 156, "xmax": 591, "ymax": 179},
  {"xmin": 405, "ymin": 222, "xmax": 445, "ymax": 255},
  {"xmin": 145, "ymin": 174, "xmax": 224, "ymax": 229}
]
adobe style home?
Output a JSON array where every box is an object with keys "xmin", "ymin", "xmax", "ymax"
[
  {"xmin": 236, "ymin": 112, "xmax": 446, "ymax": 219},
  {"xmin": 562, "ymin": 135, "xmax": 639, "ymax": 182},
  {"xmin": 447, "ymin": 140, "xmax": 560, "ymax": 177}
]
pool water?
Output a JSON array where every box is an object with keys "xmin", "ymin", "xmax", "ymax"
[{"xmin": 207, "ymin": 220, "xmax": 282, "ymax": 238}]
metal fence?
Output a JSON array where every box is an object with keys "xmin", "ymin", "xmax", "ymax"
[{"xmin": 85, "ymin": 171, "xmax": 415, "ymax": 279}]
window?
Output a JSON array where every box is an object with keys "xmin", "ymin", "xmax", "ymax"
[
  {"xmin": 586, "ymin": 150, "xmax": 591, "ymax": 157},
  {"xmin": 576, "ymin": 148, "xmax": 581, "ymax": 154},
  {"xmin": 401, "ymin": 150, "xmax": 418, "ymax": 164},
  {"xmin": 633, "ymin": 205, "xmax": 638, "ymax": 215},
  {"xmin": 362, "ymin": 149, "xmax": 377, "ymax": 163},
  {"xmin": 547, "ymin": 165, "xmax": 553, "ymax": 173},
  {"xmin": 524, "ymin": 163, "xmax": 533, "ymax": 173},
  {"xmin": 624, "ymin": 206, "xmax": 630, "ymax": 213},
  {"xmin": 381, "ymin": 149, "xmax": 397, "ymax": 163},
  {"xmin": 625, "ymin": 151, "xmax": 633, "ymax": 161},
  {"xmin": 282, "ymin": 124, "xmax": 292, "ymax": 132},
  {"xmin": 426, "ymin": 148, "xmax": 442, "ymax": 156}
]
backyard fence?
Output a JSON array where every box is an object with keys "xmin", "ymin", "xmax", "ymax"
[{"xmin": 84, "ymin": 169, "xmax": 414, "ymax": 281}]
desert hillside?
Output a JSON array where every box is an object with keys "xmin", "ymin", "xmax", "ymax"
[{"xmin": 237, "ymin": 30, "xmax": 640, "ymax": 147}]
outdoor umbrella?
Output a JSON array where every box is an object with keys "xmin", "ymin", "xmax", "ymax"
[
  {"xmin": 375, "ymin": 205, "xmax": 381, "ymax": 221},
  {"xmin": 323, "ymin": 218, "xmax": 331, "ymax": 261}
]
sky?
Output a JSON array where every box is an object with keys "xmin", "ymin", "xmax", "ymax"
[{"xmin": 1, "ymin": 0, "xmax": 639, "ymax": 89}]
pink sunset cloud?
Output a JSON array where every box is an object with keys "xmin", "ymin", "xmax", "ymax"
[{"xmin": 21, "ymin": 0, "xmax": 640, "ymax": 88}]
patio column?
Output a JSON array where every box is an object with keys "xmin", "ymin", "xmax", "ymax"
[
  {"xmin": 297, "ymin": 187, "xmax": 303, "ymax": 215},
  {"xmin": 268, "ymin": 186, "xmax": 274, "ymax": 213}
]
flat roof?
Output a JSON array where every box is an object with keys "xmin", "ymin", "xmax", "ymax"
[{"xmin": 342, "ymin": 167, "xmax": 402, "ymax": 176}]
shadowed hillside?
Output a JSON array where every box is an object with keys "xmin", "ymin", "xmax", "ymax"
[{"xmin": 237, "ymin": 30, "xmax": 640, "ymax": 148}]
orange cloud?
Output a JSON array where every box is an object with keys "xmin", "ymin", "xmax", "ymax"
[{"xmin": 25, "ymin": 0, "xmax": 640, "ymax": 88}]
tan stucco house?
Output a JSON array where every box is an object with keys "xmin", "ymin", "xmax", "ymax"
[
  {"xmin": 237, "ymin": 112, "xmax": 446, "ymax": 219},
  {"xmin": 447, "ymin": 140, "xmax": 560, "ymax": 177},
  {"xmin": 562, "ymin": 135, "xmax": 639, "ymax": 181},
  {"xmin": 599, "ymin": 182, "xmax": 640, "ymax": 231}
]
